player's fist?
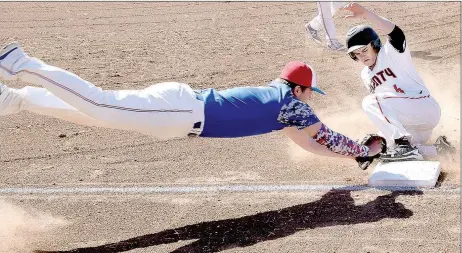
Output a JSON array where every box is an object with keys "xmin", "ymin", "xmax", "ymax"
[{"xmin": 342, "ymin": 2, "xmax": 369, "ymax": 20}]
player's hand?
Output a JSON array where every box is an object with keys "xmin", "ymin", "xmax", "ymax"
[
  {"xmin": 366, "ymin": 138, "xmax": 383, "ymax": 157},
  {"xmin": 342, "ymin": 2, "xmax": 369, "ymax": 20}
]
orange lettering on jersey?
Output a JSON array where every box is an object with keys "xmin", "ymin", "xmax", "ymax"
[
  {"xmin": 393, "ymin": 84, "xmax": 405, "ymax": 94},
  {"xmin": 371, "ymin": 76, "xmax": 381, "ymax": 85},
  {"xmin": 369, "ymin": 67, "xmax": 398, "ymax": 93},
  {"xmin": 376, "ymin": 70, "xmax": 386, "ymax": 82},
  {"xmin": 384, "ymin": 68, "xmax": 396, "ymax": 78}
]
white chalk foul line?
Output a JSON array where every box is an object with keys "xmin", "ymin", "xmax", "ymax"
[{"xmin": 0, "ymin": 184, "xmax": 459, "ymax": 194}]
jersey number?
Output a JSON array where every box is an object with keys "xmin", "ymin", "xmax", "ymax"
[{"xmin": 393, "ymin": 84, "xmax": 405, "ymax": 94}]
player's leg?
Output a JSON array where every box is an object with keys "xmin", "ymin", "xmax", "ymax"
[
  {"xmin": 305, "ymin": 2, "xmax": 323, "ymax": 44},
  {"xmin": 411, "ymin": 97, "xmax": 457, "ymax": 154},
  {"xmin": 316, "ymin": 2, "xmax": 345, "ymax": 50},
  {"xmin": 0, "ymin": 82, "xmax": 112, "ymax": 127},
  {"xmin": 361, "ymin": 93, "xmax": 422, "ymax": 161},
  {"xmin": 409, "ymin": 129, "xmax": 438, "ymax": 157},
  {"xmin": 366, "ymin": 93, "xmax": 445, "ymax": 161},
  {"xmin": 0, "ymin": 42, "xmax": 204, "ymax": 139},
  {"xmin": 391, "ymin": 94, "xmax": 441, "ymax": 152},
  {"xmin": 330, "ymin": 2, "xmax": 348, "ymax": 15},
  {"xmin": 362, "ymin": 94, "xmax": 411, "ymax": 145},
  {"xmin": 405, "ymin": 98, "xmax": 455, "ymax": 157},
  {"xmin": 412, "ymin": 132, "xmax": 456, "ymax": 157}
]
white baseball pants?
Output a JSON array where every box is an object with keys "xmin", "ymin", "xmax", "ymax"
[
  {"xmin": 308, "ymin": 2, "xmax": 347, "ymax": 42},
  {"xmin": 362, "ymin": 92, "xmax": 441, "ymax": 156},
  {"xmin": 0, "ymin": 54, "xmax": 204, "ymax": 140}
]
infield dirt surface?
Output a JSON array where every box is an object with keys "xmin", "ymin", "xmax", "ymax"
[{"xmin": 0, "ymin": 2, "xmax": 460, "ymax": 253}]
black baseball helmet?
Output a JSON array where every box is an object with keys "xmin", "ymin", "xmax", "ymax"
[{"xmin": 346, "ymin": 25, "xmax": 381, "ymax": 60}]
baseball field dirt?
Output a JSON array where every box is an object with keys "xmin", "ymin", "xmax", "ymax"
[{"xmin": 0, "ymin": 2, "xmax": 460, "ymax": 253}]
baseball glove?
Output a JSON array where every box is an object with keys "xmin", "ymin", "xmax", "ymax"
[{"xmin": 355, "ymin": 134, "xmax": 387, "ymax": 170}]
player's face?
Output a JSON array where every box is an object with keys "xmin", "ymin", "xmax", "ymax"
[
  {"xmin": 352, "ymin": 43, "xmax": 378, "ymax": 67},
  {"xmin": 293, "ymin": 86, "xmax": 312, "ymax": 102}
]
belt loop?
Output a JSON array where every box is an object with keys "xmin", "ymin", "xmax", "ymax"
[
  {"xmin": 188, "ymin": 122, "xmax": 202, "ymax": 137},
  {"xmin": 189, "ymin": 90, "xmax": 204, "ymax": 137}
]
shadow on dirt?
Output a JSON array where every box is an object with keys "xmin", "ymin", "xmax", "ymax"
[
  {"xmin": 411, "ymin": 51, "xmax": 442, "ymax": 60},
  {"xmin": 435, "ymin": 171, "xmax": 448, "ymax": 187},
  {"xmin": 36, "ymin": 189, "xmax": 423, "ymax": 253}
]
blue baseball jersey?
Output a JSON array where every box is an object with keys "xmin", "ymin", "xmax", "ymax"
[{"xmin": 197, "ymin": 81, "xmax": 320, "ymax": 138}]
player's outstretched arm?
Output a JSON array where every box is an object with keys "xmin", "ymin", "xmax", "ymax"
[
  {"xmin": 283, "ymin": 122, "xmax": 382, "ymax": 159},
  {"xmin": 342, "ymin": 2, "xmax": 395, "ymax": 34},
  {"xmin": 283, "ymin": 127, "xmax": 354, "ymax": 159}
]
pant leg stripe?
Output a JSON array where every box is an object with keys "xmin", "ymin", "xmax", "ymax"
[
  {"xmin": 19, "ymin": 69, "xmax": 193, "ymax": 113},
  {"xmin": 376, "ymin": 95, "xmax": 391, "ymax": 124}
]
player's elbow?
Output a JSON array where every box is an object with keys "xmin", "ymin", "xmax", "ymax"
[{"xmin": 303, "ymin": 121, "xmax": 323, "ymax": 138}]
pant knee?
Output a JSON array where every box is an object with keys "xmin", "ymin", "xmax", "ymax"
[{"xmin": 361, "ymin": 95, "xmax": 377, "ymax": 112}]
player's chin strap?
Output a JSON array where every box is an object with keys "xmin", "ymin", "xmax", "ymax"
[{"xmin": 313, "ymin": 123, "xmax": 369, "ymax": 157}]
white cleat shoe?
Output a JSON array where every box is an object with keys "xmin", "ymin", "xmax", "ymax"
[
  {"xmin": 0, "ymin": 42, "xmax": 27, "ymax": 79},
  {"xmin": 0, "ymin": 42, "xmax": 20, "ymax": 57},
  {"xmin": 305, "ymin": 23, "xmax": 322, "ymax": 44},
  {"xmin": 327, "ymin": 40, "xmax": 346, "ymax": 51}
]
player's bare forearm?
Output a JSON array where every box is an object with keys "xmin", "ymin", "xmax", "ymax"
[{"xmin": 364, "ymin": 9, "xmax": 395, "ymax": 34}]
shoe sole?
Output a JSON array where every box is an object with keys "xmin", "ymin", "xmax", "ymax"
[
  {"xmin": 0, "ymin": 42, "xmax": 20, "ymax": 60},
  {"xmin": 438, "ymin": 146, "xmax": 456, "ymax": 154},
  {"xmin": 359, "ymin": 161, "xmax": 371, "ymax": 170},
  {"xmin": 307, "ymin": 34, "xmax": 322, "ymax": 44},
  {"xmin": 327, "ymin": 47, "xmax": 346, "ymax": 52},
  {"xmin": 380, "ymin": 153, "xmax": 424, "ymax": 162},
  {"xmin": 305, "ymin": 25, "xmax": 322, "ymax": 44}
]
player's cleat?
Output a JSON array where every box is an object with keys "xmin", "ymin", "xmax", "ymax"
[
  {"xmin": 305, "ymin": 23, "xmax": 322, "ymax": 44},
  {"xmin": 327, "ymin": 40, "xmax": 346, "ymax": 51},
  {"xmin": 0, "ymin": 42, "xmax": 21, "ymax": 61},
  {"xmin": 0, "ymin": 42, "xmax": 27, "ymax": 80},
  {"xmin": 0, "ymin": 42, "xmax": 26, "ymax": 70},
  {"xmin": 434, "ymin": 135, "xmax": 456, "ymax": 154},
  {"xmin": 380, "ymin": 144, "xmax": 423, "ymax": 162}
]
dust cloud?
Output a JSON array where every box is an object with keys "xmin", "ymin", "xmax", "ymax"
[
  {"xmin": 0, "ymin": 200, "xmax": 68, "ymax": 253},
  {"xmin": 420, "ymin": 64, "xmax": 460, "ymax": 183},
  {"xmin": 287, "ymin": 63, "xmax": 460, "ymax": 183}
]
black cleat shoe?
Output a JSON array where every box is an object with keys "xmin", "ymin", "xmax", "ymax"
[
  {"xmin": 380, "ymin": 144, "xmax": 423, "ymax": 162},
  {"xmin": 434, "ymin": 135, "xmax": 456, "ymax": 154}
]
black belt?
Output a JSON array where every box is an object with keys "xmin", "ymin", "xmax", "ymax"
[
  {"xmin": 188, "ymin": 91, "xmax": 204, "ymax": 137},
  {"xmin": 192, "ymin": 121, "xmax": 201, "ymax": 130}
]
